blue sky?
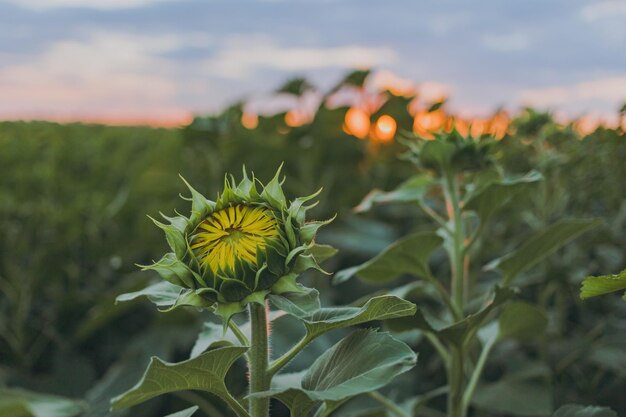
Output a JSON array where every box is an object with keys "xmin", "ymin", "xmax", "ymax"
[{"xmin": 0, "ymin": 0, "xmax": 624, "ymax": 124}]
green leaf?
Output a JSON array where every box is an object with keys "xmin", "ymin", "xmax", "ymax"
[
  {"xmin": 266, "ymin": 373, "xmax": 319, "ymax": 417},
  {"xmin": 486, "ymin": 218, "xmax": 603, "ymax": 285},
  {"xmin": 256, "ymin": 330, "xmax": 416, "ymax": 403},
  {"xmin": 472, "ymin": 379, "xmax": 553, "ymax": 417},
  {"xmin": 270, "ymin": 294, "xmax": 416, "ymax": 338},
  {"xmin": 116, "ymin": 281, "xmax": 183, "ymax": 307},
  {"xmin": 354, "ymin": 175, "xmax": 432, "ymax": 213},
  {"xmin": 0, "ymin": 388, "xmax": 85, "ymax": 417},
  {"xmin": 464, "ymin": 170, "xmax": 542, "ymax": 226},
  {"xmin": 580, "ymin": 269, "xmax": 626, "ymax": 300},
  {"xmin": 111, "ymin": 345, "xmax": 248, "ymax": 411},
  {"xmin": 164, "ymin": 406, "xmax": 200, "ymax": 417},
  {"xmin": 301, "ymin": 330, "xmax": 417, "ymax": 400},
  {"xmin": 333, "ymin": 232, "xmax": 443, "ymax": 285},
  {"xmin": 553, "ymin": 404, "xmax": 618, "ymax": 417},
  {"xmin": 498, "ymin": 302, "xmax": 548, "ymax": 341},
  {"xmin": 439, "ymin": 286, "xmax": 516, "ymax": 346}
]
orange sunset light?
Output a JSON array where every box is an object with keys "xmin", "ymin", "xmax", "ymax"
[
  {"xmin": 343, "ymin": 107, "xmax": 371, "ymax": 139},
  {"xmin": 373, "ymin": 114, "xmax": 397, "ymax": 142}
]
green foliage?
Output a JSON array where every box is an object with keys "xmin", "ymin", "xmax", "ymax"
[
  {"xmin": 580, "ymin": 269, "xmax": 626, "ymax": 300},
  {"xmin": 553, "ymin": 405, "xmax": 618, "ymax": 417},
  {"xmin": 1, "ymin": 71, "xmax": 625, "ymax": 417},
  {"xmin": 486, "ymin": 218, "xmax": 603, "ymax": 285},
  {"xmin": 111, "ymin": 345, "xmax": 248, "ymax": 412},
  {"xmin": 0, "ymin": 388, "xmax": 85, "ymax": 417},
  {"xmin": 256, "ymin": 330, "xmax": 416, "ymax": 407}
]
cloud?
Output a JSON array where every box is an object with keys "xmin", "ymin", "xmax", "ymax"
[
  {"xmin": 7, "ymin": 0, "xmax": 175, "ymax": 10},
  {"xmin": 580, "ymin": 1, "xmax": 626, "ymax": 21},
  {"xmin": 0, "ymin": 30, "xmax": 194, "ymax": 123},
  {"xmin": 519, "ymin": 76, "xmax": 626, "ymax": 110},
  {"xmin": 201, "ymin": 35, "xmax": 398, "ymax": 79}
]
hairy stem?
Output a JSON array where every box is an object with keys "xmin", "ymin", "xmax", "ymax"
[
  {"xmin": 268, "ymin": 333, "xmax": 312, "ymax": 376},
  {"xmin": 248, "ymin": 302, "xmax": 270, "ymax": 417}
]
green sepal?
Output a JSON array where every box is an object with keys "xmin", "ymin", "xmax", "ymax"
[
  {"xmin": 305, "ymin": 243, "xmax": 338, "ymax": 264},
  {"xmin": 159, "ymin": 212, "xmax": 189, "ymax": 234},
  {"xmin": 288, "ymin": 188, "xmax": 323, "ymax": 223},
  {"xmin": 149, "ymin": 216, "xmax": 187, "ymax": 260},
  {"xmin": 159, "ymin": 288, "xmax": 216, "ymax": 312},
  {"xmin": 214, "ymin": 290, "xmax": 269, "ymax": 332},
  {"xmin": 261, "ymin": 163, "xmax": 287, "ymax": 208},
  {"xmin": 140, "ymin": 252, "xmax": 196, "ymax": 288},
  {"xmin": 293, "ymin": 253, "xmax": 329, "ymax": 275},
  {"xmin": 178, "ymin": 175, "xmax": 214, "ymax": 225},
  {"xmin": 219, "ymin": 278, "xmax": 252, "ymax": 302},
  {"xmin": 271, "ymin": 273, "xmax": 307, "ymax": 295},
  {"xmin": 299, "ymin": 215, "xmax": 336, "ymax": 243}
]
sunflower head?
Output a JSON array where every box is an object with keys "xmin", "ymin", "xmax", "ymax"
[
  {"xmin": 143, "ymin": 165, "xmax": 335, "ymax": 321},
  {"xmin": 404, "ymin": 128, "xmax": 494, "ymax": 175}
]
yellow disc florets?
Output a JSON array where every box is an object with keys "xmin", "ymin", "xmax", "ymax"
[{"xmin": 191, "ymin": 205, "xmax": 279, "ymax": 273}]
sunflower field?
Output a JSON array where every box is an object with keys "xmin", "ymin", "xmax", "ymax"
[{"xmin": 1, "ymin": 71, "xmax": 625, "ymax": 417}]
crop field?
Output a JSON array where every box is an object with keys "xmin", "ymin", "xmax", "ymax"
[{"xmin": 1, "ymin": 69, "xmax": 625, "ymax": 417}]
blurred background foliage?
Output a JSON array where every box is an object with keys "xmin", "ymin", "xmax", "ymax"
[{"xmin": 0, "ymin": 70, "xmax": 625, "ymax": 417}]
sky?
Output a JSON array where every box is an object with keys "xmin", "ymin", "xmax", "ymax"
[{"xmin": 0, "ymin": 0, "xmax": 625, "ymax": 126}]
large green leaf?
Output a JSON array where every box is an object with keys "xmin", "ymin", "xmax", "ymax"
[
  {"xmin": 353, "ymin": 175, "xmax": 432, "ymax": 213},
  {"xmin": 333, "ymin": 232, "xmax": 443, "ymax": 285},
  {"xmin": 465, "ymin": 170, "xmax": 542, "ymax": 225},
  {"xmin": 270, "ymin": 294, "xmax": 416, "ymax": 339},
  {"xmin": 265, "ymin": 373, "xmax": 319, "ymax": 417},
  {"xmin": 498, "ymin": 302, "xmax": 548, "ymax": 341},
  {"xmin": 111, "ymin": 345, "xmax": 248, "ymax": 411},
  {"xmin": 164, "ymin": 406, "xmax": 199, "ymax": 417},
  {"xmin": 580, "ymin": 269, "xmax": 626, "ymax": 300},
  {"xmin": 486, "ymin": 218, "xmax": 602, "ymax": 285},
  {"xmin": 552, "ymin": 405, "xmax": 617, "ymax": 417},
  {"xmin": 0, "ymin": 388, "xmax": 85, "ymax": 417},
  {"xmin": 255, "ymin": 330, "xmax": 416, "ymax": 405}
]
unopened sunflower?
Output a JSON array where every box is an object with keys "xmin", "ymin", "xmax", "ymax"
[{"xmin": 143, "ymin": 166, "xmax": 334, "ymax": 322}]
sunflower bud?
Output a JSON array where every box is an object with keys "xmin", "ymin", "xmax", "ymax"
[
  {"xmin": 144, "ymin": 165, "xmax": 334, "ymax": 322},
  {"xmin": 404, "ymin": 128, "xmax": 494, "ymax": 174}
]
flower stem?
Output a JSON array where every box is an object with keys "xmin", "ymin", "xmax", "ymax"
[
  {"xmin": 268, "ymin": 333, "xmax": 312, "ymax": 376},
  {"xmin": 443, "ymin": 171, "xmax": 466, "ymax": 312},
  {"xmin": 367, "ymin": 391, "xmax": 410, "ymax": 417},
  {"xmin": 249, "ymin": 302, "xmax": 270, "ymax": 417},
  {"xmin": 442, "ymin": 171, "xmax": 467, "ymax": 417},
  {"xmin": 447, "ymin": 347, "xmax": 465, "ymax": 417}
]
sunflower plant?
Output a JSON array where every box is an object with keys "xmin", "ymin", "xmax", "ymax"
[
  {"xmin": 335, "ymin": 129, "xmax": 602, "ymax": 417},
  {"xmin": 110, "ymin": 166, "xmax": 418, "ymax": 417}
]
